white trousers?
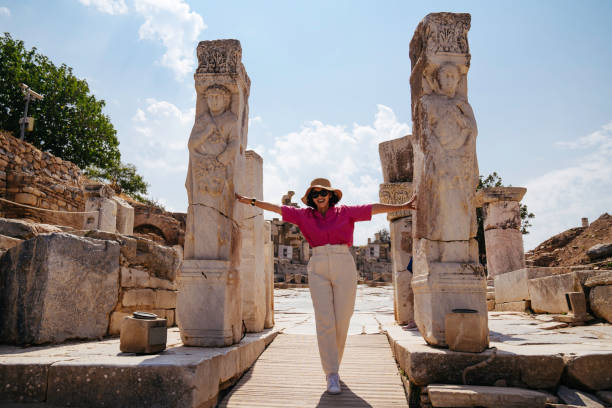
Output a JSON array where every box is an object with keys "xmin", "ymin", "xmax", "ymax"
[{"xmin": 308, "ymin": 244, "xmax": 358, "ymax": 375}]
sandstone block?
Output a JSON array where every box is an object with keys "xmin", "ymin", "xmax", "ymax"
[
  {"xmin": 494, "ymin": 267, "xmax": 573, "ymax": 304},
  {"xmin": 155, "ymin": 290, "xmax": 177, "ymax": 309},
  {"xmin": 494, "ymin": 300, "xmax": 530, "ymax": 312},
  {"xmin": 0, "ymin": 233, "xmax": 120, "ymax": 344},
  {"xmin": 14, "ymin": 192, "xmax": 37, "ymax": 206},
  {"xmin": 445, "ymin": 309, "xmax": 488, "ymax": 353},
  {"xmin": 589, "ymin": 285, "xmax": 612, "ymax": 323},
  {"xmin": 557, "ymin": 385, "xmax": 605, "ymax": 407},
  {"xmin": 427, "ymin": 384, "xmax": 548, "ymax": 408},
  {"xmin": 528, "ymin": 270, "xmax": 598, "ymax": 314},
  {"xmin": 565, "ymin": 353, "xmax": 612, "ymax": 391},
  {"xmin": 121, "ymin": 267, "xmax": 150, "ymax": 288},
  {"xmin": 133, "ymin": 237, "xmax": 181, "ymax": 281},
  {"xmin": 112, "ymin": 195, "xmax": 134, "ymax": 235},
  {"xmin": 585, "ymin": 271, "xmax": 612, "ymax": 287},
  {"xmin": 0, "ymin": 234, "xmax": 22, "ymax": 251},
  {"xmin": 484, "ymin": 228, "xmax": 525, "ymax": 278},
  {"xmin": 83, "ymin": 230, "xmax": 137, "ymax": 259},
  {"xmin": 120, "ymin": 315, "xmax": 167, "ymax": 354},
  {"xmin": 109, "ymin": 311, "xmax": 131, "ymax": 335},
  {"xmin": 122, "ymin": 288, "xmax": 156, "ymax": 307}
]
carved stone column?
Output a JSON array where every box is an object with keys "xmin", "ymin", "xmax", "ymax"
[
  {"xmin": 409, "ymin": 13, "xmax": 488, "ymax": 349},
  {"xmin": 379, "ymin": 136, "xmax": 415, "ymax": 325},
  {"xmin": 264, "ymin": 220, "xmax": 274, "ymax": 329},
  {"xmin": 83, "ymin": 183, "xmax": 116, "ymax": 232},
  {"xmin": 240, "ymin": 150, "xmax": 266, "ymax": 332},
  {"xmin": 479, "ymin": 187, "xmax": 527, "ymax": 279},
  {"xmin": 177, "ymin": 39, "xmax": 250, "ymax": 347}
]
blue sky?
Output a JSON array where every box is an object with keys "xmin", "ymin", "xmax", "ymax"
[{"xmin": 2, "ymin": 0, "xmax": 611, "ymax": 249}]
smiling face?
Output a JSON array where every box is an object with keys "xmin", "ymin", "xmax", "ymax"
[{"xmin": 310, "ymin": 188, "xmax": 330, "ymax": 213}]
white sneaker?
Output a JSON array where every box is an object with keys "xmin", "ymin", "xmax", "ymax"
[{"xmin": 326, "ymin": 373, "xmax": 341, "ymax": 394}]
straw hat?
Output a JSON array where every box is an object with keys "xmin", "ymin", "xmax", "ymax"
[{"xmin": 301, "ymin": 178, "xmax": 343, "ymax": 205}]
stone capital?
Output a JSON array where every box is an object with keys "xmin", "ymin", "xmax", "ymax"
[
  {"xmin": 379, "ymin": 182, "xmax": 413, "ymax": 221},
  {"xmin": 478, "ymin": 187, "xmax": 527, "ymax": 205}
]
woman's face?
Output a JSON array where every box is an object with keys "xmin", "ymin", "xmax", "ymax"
[{"xmin": 311, "ymin": 188, "xmax": 330, "ymax": 211}]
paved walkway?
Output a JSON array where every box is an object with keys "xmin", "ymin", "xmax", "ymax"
[{"xmin": 219, "ymin": 333, "xmax": 408, "ymax": 407}]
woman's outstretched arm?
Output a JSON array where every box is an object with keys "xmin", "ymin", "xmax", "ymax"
[
  {"xmin": 371, "ymin": 195, "xmax": 417, "ymax": 215},
  {"xmin": 235, "ymin": 193, "xmax": 282, "ymax": 215}
]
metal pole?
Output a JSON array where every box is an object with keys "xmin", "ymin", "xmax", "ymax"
[{"xmin": 20, "ymin": 93, "xmax": 31, "ymax": 141}]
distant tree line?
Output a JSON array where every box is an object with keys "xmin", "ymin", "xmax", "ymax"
[{"xmin": 0, "ymin": 32, "xmax": 148, "ymax": 199}]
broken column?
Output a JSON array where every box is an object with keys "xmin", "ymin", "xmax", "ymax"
[
  {"xmin": 264, "ymin": 220, "xmax": 275, "ymax": 328},
  {"xmin": 240, "ymin": 150, "xmax": 266, "ymax": 333},
  {"xmin": 379, "ymin": 135, "xmax": 415, "ymax": 325},
  {"xmin": 479, "ymin": 187, "xmax": 527, "ymax": 279},
  {"xmin": 178, "ymin": 39, "xmax": 250, "ymax": 347},
  {"xmin": 83, "ymin": 183, "xmax": 116, "ymax": 232},
  {"xmin": 409, "ymin": 13, "xmax": 488, "ymax": 348}
]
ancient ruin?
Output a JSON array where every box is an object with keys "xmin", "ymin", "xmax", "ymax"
[
  {"xmin": 178, "ymin": 39, "xmax": 251, "ymax": 347},
  {"xmin": 409, "ymin": 13, "xmax": 488, "ymax": 349}
]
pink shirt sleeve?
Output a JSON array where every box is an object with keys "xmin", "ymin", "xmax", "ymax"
[
  {"xmin": 343, "ymin": 204, "xmax": 373, "ymax": 222},
  {"xmin": 281, "ymin": 205, "xmax": 307, "ymax": 225}
]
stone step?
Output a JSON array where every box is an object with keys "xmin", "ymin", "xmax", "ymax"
[{"xmin": 427, "ymin": 384, "xmax": 549, "ymax": 407}]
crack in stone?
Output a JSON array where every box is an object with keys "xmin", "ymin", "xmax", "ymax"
[{"xmin": 191, "ymin": 203, "xmax": 240, "ymax": 228}]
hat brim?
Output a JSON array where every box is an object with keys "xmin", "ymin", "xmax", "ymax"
[{"xmin": 301, "ymin": 185, "xmax": 343, "ymax": 205}]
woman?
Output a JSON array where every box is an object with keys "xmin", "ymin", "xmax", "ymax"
[{"xmin": 236, "ymin": 177, "xmax": 416, "ymax": 394}]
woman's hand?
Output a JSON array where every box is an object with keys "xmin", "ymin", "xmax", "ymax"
[
  {"xmin": 402, "ymin": 195, "xmax": 417, "ymax": 210},
  {"xmin": 234, "ymin": 193, "xmax": 283, "ymax": 215},
  {"xmin": 235, "ymin": 193, "xmax": 253, "ymax": 205}
]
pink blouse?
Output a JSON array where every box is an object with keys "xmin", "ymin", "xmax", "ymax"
[{"xmin": 281, "ymin": 204, "xmax": 373, "ymax": 247}]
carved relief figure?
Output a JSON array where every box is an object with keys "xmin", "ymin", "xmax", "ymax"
[{"xmin": 417, "ymin": 62, "xmax": 478, "ymax": 241}]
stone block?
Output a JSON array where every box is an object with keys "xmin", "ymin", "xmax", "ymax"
[
  {"xmin": 112, "ymin": 195, "xmax": 134, "ymax": 235},
  {"xmin": 528, "ymin": 270, "xmax": 598, "ymax": 314},
  {"xmin": 479, "ymin": 187, "xmax": 527, "ymax": 204},
  {"xmin": 494, "ymin": 301, "xmax": 530, "ymax": 312},
  {"xmin": 427, "ymin": 384, "xmax": 548, "ymax": 408},
  {"xmin": 494, "ymin": 267, "xmax": 573, "ymax": 304},
  {"xmin": 445, "ymin": 309, "xmax": 488, "ymax": 353},
  {"xmin": 133, "ymin": 237, "xmax": 181, "ymax": 281},
  {"xmin": 565, "ymin": 353, "xmax": 612, "ymax": 391},
  {"xmin": 155, "ymin": 290, "xmax": 177, "ymax": 309},
  {"xmin": 589, "ymin": 285, "xmax": 612, "ymax": 323},
  {"xmin": 484, "ymin": 228, "xmax": 525, "ymax": 278},
  {"xmin": 0, "ymin": 217, "xmax": 62, "ymax": 240},
  {"xmin": 557, "ymin": 385, "xmax": 605, "ymax": 407},
  {"xmin": 14, "ymin": 192, "xmax": 37, "ymax": 206},
  {"xmin": 379, "ymin": 182, "xmax": 413, "ymax": 221},
  {"xmin": 264, "ymin": 221, "xmax": 274, "ymax": 329},
  {"xmin": 587, "ymin": 243, "xmax": 612, "ymax": 261},
  {"xmin": 109, "ymin": 311, "xmax": 131, "ymax": 335},
  {"xmin": 566, "ymin": 292, "xmax": 587, "ymax": 319},
  {"xmin": 0, "ymin": 234, "xmax": 22, "ymax": 251},
  {"xmin": 585, "ymin": 271, "xmax": 612, "ymax": 287},
  {"xmin": 0, "ymin": 362, "xmax": 48, "ymax": 403},
  {"xmin": 487, "ymin": 299, "xmax": 495, "ymax": 311},
  {"xmin": 0, "ymin": 233, "xmax": 120, "ymax": 344},
  {"xmin": 122, "ymin": 288, "xmax": 156, "ymax": 307},
  {"xmin": 121, "ymin": 266, "xmax": 150, "ymax": 287},
  {"xmin": 596, "ymin": 391, "xmax": 612, "ymax": 406},
  {"xmin": 84, "ymin": 230, "xmax": 137, "ymax": 259},
  {"xmin": 120, "ymin": 315, "xmax": 167, "ymax": 354},
  {"xmin": 390, "ymin": 217, "xmax": 414, "ymax": 325},
  {"xmin": 85, "ymin": 197, "xmax": 117, "ymax": 232},
  {"xmin": 378, "ymin": 135, "xmax": 413, "ymax": 183}
]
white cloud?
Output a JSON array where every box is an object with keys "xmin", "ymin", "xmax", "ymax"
[
  {"xmin": 260, "ymin": 104, "xmax": 411, "ymax": 245},
  {"xmin": 0, "ymin": 6, "xmax": 10, "ymax": 16},
  {"xmin": 77, "ymin": 0, "xmax": 127, "ymax": 15},
  {"xmin": 134, "ymin": 0, "xmax": 206, "ymax": 80},
  {"xmin": 249, "ymin": 115, "xmax": 263, "ymax": 126},
  {"xmin": 523, "ymin": 122, "xmax": 612, "ymax": 250}
]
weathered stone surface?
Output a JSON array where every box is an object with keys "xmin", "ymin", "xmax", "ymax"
[
  {"xmin": 0, "ymin": 362, "xmax": 48, "ymax": 403},
  {"xmin": 83, "ymin": 229, "xmax": 137, "ymax": 259},
  {"xmin": 379, "ymin": 182, "xmax": 413, "ymax": 221},
  {"xmin": 585, "ymin": 271, "xmax": 612, "ymax": 287},
  {"xmin": 0, "ymin": 234, "xmax": 22, "ymax": 251},
  {"xmin": 589, "ymin": 285, "xmax": 612, "ymax": 323},
  {"xmin": 479, "ymin": 187, "xmax": 527, "ymax": 204},
  {"xmin": 122, "ymin": 288, "xmax": 156, "ymax": 307},
  {"xmin": 445, "ymin": 309, "xmax": 488, "ymax": 353},
  {"xmin": 240, "ymin": 150, "xmax": 266, "ymax": 333},
  {"xmin": 557, "ymin": 385, "xmax": 605, "ymax": 407},
  {"xmin": 427, "ymin": 384, "xmax": 548, "ymax": 408},
  {"xmin": 587, "ymin": 242, "xmax": 612, "ymax": 261},
  {"xmin": 565, "ymin": 353, "xmax": 612, "ymax": 391},
  {"xmin": 179, "ymin": 39, "xmax": 250, "ymax": 347},
  {"xmin": 494, "ymin": 267, "xmax": 573, "ymax": 304},
  {"xmin": 409, "ymin": 12, "xmax": 486, "ymax": 347},
  {"xmin": 483, "ymin": 199, "xmax": 522, "ymax": 231},
  {"xmin": 264, "ymin": 221, "xmax": 274, "ymax": 329},
  {"xmin": 155, "ymin": 290, "xmax": 177, "ymax": 309},
  {"xmin": 84, "ymin": 184, "xmax": 117, "ymax": 232},
  {"xmin": 112, "ymin": 195, "xmax": 134, "ymax": 235},
  {"xmin": 119, "ymin": 315, "xmax": 167, "ymax": 354},
  {"xmin": 596, "ymin": 391, "xmax": 612, "ymax": 406},
  {"xmin": 378, "ymin": 135, "xmax": 413, "ymax": 183},
  {"xmin": 390, "ymin": 216, "xmax": 414, "ymax": 325},
  {"xmin": 484, "ymin": 228, "xmax": 525, "ymax": 278},
  {"xmin": 132, "ymin": 237, "xmax": 181, "ymax": 281},
  {"xmin": 494, "ymin": 301, "xmax": 530, "ymax": 312},
  {"xmin": 0, "ymin": 217, "xmax": 62, "ymax": 239},
  {"xmin": 528, "ymin": 270, "xmax": 598, "ymax": 314},
  {"xmin": 0, "ymin": 232, "xmax": 120, "ymax": 344}
]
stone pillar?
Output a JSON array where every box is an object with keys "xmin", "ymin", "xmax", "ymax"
[
  {"xmin": 83, "ymin": 183, "xmax": 117, "ymax": 232},
  {"xmin": 581, "ymin": 217, "xmax": 589, "ymax": 228},
  {"xmin": 379, "ymin": 135, "xmax": 415, "ymax": 325},
  {"xmin": 479, "ymin": 187, "xmax": 527, "ymax": 279},
  {"xmin": 112, "ymin": 196, "xmax": 134, "ymax": 235},
  {"xmin": 240, "ymin": 150, "xmax": 266, "ymax": 333},
  {"xmin": 409, "ymin": 13, "xmax": 488, "ymax": 348},
  {"xmin": 177, "ymin": 39, "xmax": 250, "ymax": 347},
  {"xmin": 264, "ymin": 221, "xmax": 274, "ymax": 329}
]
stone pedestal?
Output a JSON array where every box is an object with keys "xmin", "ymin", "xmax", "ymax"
[
  {"xmin": 240, "ymin": 151, "xmax": 266, "ymax": 333},
  {"xmin": 177, "ymin": 39, "xmax": 250, "ymax": 347},
  {"xmin": 479, "ymin": 187, "xmax": 526, "ymax": 279},
  {"xmin": 445, "ymin": 309, "xmax": 489, "ymax": 353},
  {"xmin": 409, "ymin": 13, "xmax": 487, "ymax": 347},
  {"xmin": 83, "ymin": 183, "xmax": 117, "ymax": 232},
  {"xmin": 119, "ymin": 314, "xmax": 167, "ymax": 354},
  {"xmin": 263, "ymin": 221, "xmax": 274, "ymax": 329}
]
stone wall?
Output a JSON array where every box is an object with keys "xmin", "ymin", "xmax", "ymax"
[{"xmin": 0, "ymin": 131, "xmax": 85, "ymax": 228}]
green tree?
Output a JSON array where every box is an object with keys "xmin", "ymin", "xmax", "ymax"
[
  {"xmin": 0, "ymin": 32, "xmax": 120, "ymax": 170},
  {"xmin": 85, "ymin": 162, "xmax": 149, "ymax": 198},
  {"xmin": 476, "ymin": 172, "xmax": 535, "ymax": 266}
]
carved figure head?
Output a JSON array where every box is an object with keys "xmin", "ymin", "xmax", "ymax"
[
  {"xmin": 204, "ymin": 85, "xmax": 231, "ymax": 115},
  {"xmin": 437, "ymin": 63, "xmax": 460, "ymax": 97}
]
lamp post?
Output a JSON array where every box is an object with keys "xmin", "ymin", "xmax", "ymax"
[{"xmin": 19, "ymin": 83, "xmax": 43, "ymax": 140}]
